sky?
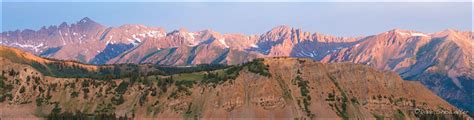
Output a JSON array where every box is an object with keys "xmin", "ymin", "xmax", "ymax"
[{"xmin": 1, "ymin": 1, "xmax": 472, "ymax": 37}]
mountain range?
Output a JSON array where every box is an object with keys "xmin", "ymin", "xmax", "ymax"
[
  {"xmin": 0, "ymin": 46, "xmax": 470, "ymax": 119},
  {"xmin": 1, "ymin": 17, "xmax": 473, "ymax": 115}
]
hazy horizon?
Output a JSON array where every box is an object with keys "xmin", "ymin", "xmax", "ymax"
[{"xmin": 1, "ymin": 2, "xmax": 472, "ymax": 37}]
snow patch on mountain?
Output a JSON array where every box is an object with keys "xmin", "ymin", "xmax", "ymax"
[
  {"xmin": 250, "ymin": 43, "xmax": 259, "ymax": 48},
  {"xmin": 128, "ymin": 34, "xmax": 142, "ymax": 45},
  {"xmin": 138, "ymin": 33, "xmax": 146, "ymax": 38},
  {"xmin": 188, "ymin": 33, "xmax": 196, "ymax": 40},
  {"xmin": 10, "ymin": 43, "xmax": 44, "ymax": 52},
  {"xmin": 58, "ymin": 30, "xmax": 67, "ymax": 45},
  {"xmin": 411, "ymin": 33, "xmax": 429, "ymax": 37},
  {"xmin": 297, "ymin": 50, "xmax": 316, "ymax": 57},
  {"xmin": 396, "ymin": 31, "xmax": 429, "ymax": 37},
  {"xmin": 147, "ymin": 31, "xmax": 164, "ymax": 38},
  {"xmin": 218, "ymin": 38, "xmax": 229, "ymax": 48},
  {"xmin": 186, "ymin": 32, "xmax": 205, "ymax": 46},
  {"xmin": 355, "ymin": 44, "xmax": 360, "ymax": 47},
  {"xmin": 106, "ymin": 36, "xmax": 116, "ymax": 45},
  {"xmin": 81, "ymin": 19, "xmax": 88, "ymax": 23}
]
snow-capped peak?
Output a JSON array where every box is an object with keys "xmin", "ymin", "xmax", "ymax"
[
  {"xmin": 392, "ymin": 29, "xmax": 430, "ymax": 37},
  {"xmin": 79, "ymin": 17, "xmax": 92, "ymax": 23}
]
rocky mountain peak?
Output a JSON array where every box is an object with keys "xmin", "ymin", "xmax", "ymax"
[
  {"xmin": 271, "ymin": 25, "xmax": 292, "ymax": 32},
  {"xmin": 119, "ymin": 24, "xmax": 147, "ymax": 29},
  {"xmin": 432, "ymin": 29, "xmax": 463, "ymax": 38},
  {"xmin": 385, "ymin": 28, "xmax": 429, "ymax": 37},
  {"xmin": 79, "ymin": 17, "xmax": 93, "ymax": 24},
  {"xmin": 263, "ymin": 25, "xmax": 293, "ymax": 37},
  {"xmin": 167, "ymin": 28, "xmax": 188, "ymax": 36},
  {"xmin": 58, "ymin": 22, "xmax": 69, "ymax": 29},
  {"xmin": 1, "ymin": 18, "xmax": 473, "ymax": 115},
  {"xmin": 75, "ymin": 17, "xmax": 103, "ymax": 29},
  {"xmin": 178, "ymin": 28, "xmax": 189, "ymax": 33},
  {"xmin": 196, "ymin": 29, "xmax": 217, "ymax": 35},
  {"xmin": 272, "ymin": 25, "xmax": 296, "ymax": 34}
]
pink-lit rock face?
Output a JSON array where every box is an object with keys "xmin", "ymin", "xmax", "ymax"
[
  {"xmin": 0, "ymin": 17, "xmax": 167, "ymax": 63},
  {"xmin": 0, "ymin": 18, "xmax": 472, "ymax": 79},
  {"xmin": 1, "ymin": 17, "xmax": 473, "ymax": 117},
  {"xmin": 1, "ymin": 18, "xmax": 472, "ymax": 86},
  {"xmin": 322, "ymin": 28, "xmax": 473, "ymax": 78},
  {"xmin": 0, "ymin": 48, "xmax": 470, "ymax": 119},
  {"xmin": 0, "ymin": 20, "xmax": 363, "ymax": 66},
  {"xmin": 1, "ymin": 18, "xmax": 471, "ymax": 69}
]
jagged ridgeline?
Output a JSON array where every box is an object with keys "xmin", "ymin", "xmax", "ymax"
[
  {"xmin": 0, "ymin": 46, "xmax": 470, "ymax": 119},
  {"xmin": 0, "ymin": 45, "xmax": 229, "ymax": 80}
]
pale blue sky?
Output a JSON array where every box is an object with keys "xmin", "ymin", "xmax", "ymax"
[{"xmin": 1, "ymin": 1, "xmax": 472, "ymax": 36}]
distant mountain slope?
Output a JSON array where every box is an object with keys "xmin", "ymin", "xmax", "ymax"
[
  {"xmin": 0, "ymin": 18, "xmax": 360, "ymax": 66},
  {"xmin": 322, "ymin": 29, "xmax": 474, "ymax": 113},
  {"xmin": 0, "ymin": 17, "xmax": 165, "ymax": 63},
  {"xmin": 0, "ymin": 46, "xmax": 470, "ymax": 119},
  {"xmin": 1, "ymin": 17, "xmax": 473, "ymax": 114}
]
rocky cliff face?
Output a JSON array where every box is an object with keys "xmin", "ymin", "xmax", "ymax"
[
  {"xmin": 0, "ymin": 18, "xmax": 360, "ymax": 66},
  {"xmin": 0, "ymin": 46, "xmax": 469, "ymax": 119},
  {"xmin": 1, "ymin": 17, "xmax": 473, "ymax": 114},
  {"xmin": 0, "ymin": 17, "xmax": 166, "ymax": 63},
  {"xmin": 322, "ymin": 29, "xmax": 474, "ymax": 113}
]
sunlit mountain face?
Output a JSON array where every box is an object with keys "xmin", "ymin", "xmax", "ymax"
[
  {"xmin": 1, "ymin": 17, "xmax": 473, "ymax": 118},
  {"xmin": 0, "ymin": 45, "xmax": 471, "ymax": 119},
  {"xmin": 1, "ymin": 1, "xmax": 472, "ymax": 118}
]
